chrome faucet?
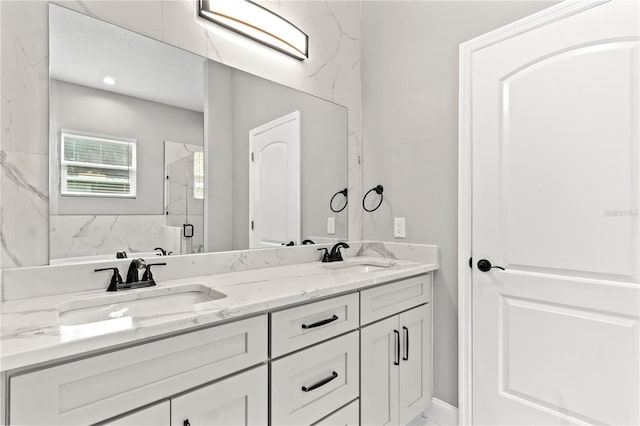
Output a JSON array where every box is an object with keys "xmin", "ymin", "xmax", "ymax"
[{"xmin": 318, "ymin": 242, "xmax": 350, "ymax": 263}]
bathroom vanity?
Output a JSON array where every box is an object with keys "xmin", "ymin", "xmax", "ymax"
[{"xmin": 0, "ymin": 249, "xmax": 436, "ymax": 426}]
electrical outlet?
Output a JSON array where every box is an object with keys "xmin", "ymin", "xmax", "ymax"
[
  {"xmin": 327, "ymin": 217, "xmax": 336, "ymax": 235},
  {"xmin": 394, "ymin": 218, "xmax": 406, "ymax": 238}
]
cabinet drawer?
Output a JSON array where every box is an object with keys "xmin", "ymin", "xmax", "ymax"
[
  {"xmin": 270, "ymin": 293, "xmax": 359, "ymax": 357},
  {"xmin": 313, "ymin": 400, "xmax": 359, "ymax": 426},
  {"xmin": 171, "ymin": 365, "xmax": 268, "ymax": 426},
  {"xmin": 271, "ymin": 331, "xmax": 359, "ymax": 425},
  {"xmin": 10, "ymin": 315, "xmax": 267, "ymax": 425},
  {"xmin": 360, "ymin": 274, "xmax": 431, "ymax": 325}
]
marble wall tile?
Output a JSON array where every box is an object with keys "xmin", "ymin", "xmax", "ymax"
[
  {"xmin": 0, "ymin": 1, "xmax": 49, "ymax": 156},
  {"xmin": 0, "ymin": 151, "xmax": 49, "ymax": 267},
  {"xmin": 49, "ymin": 215, "xmax": 179, "ymax": 260},
  {"xmin": 0, "ymin": 0, "xmax": 362, "ymax": 268}
]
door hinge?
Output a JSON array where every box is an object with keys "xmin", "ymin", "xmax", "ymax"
[
  {"xmin": 469, "ymin": 257, "xmax": 473, "ymax": 268},
  {"xmin": 251, "ymin": 220, "xmax": 254, "ymax": 230},
  {"xmin": 251, "ymin": 152, "xmax": 254, "ymax": 162}
]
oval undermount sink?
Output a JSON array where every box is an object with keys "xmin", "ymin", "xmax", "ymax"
[
  {"xmin": 322, "ymin": 258, "xmax": 394, "ymax": 273},
  {"xmin": 57, "ymin": 284, "xmax": 226, "ymax": 326}
]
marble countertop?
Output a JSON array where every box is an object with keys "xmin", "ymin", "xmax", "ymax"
[{"xmin": 0, "ymin": 257, "xmax": 436, "ymax": 372}]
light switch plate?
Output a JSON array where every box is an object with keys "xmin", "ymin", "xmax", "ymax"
[
  {"xmin": 327, "ymin": 217, "xmax": 336, "ymax": 235},
  {"xmin": 394, "ymin": 218, "xmax": 406, "ymax": 238}
]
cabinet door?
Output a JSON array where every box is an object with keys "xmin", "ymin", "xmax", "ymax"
[
  {"xmin": 360, "ymin": 316, "xmax": 400, "ymax": 426},
  {"xmin": 101, "ymin": 401, "xmax": 169, "ymax": 426},
  {"xmin": 399, "ymin": 304, "xmax": 432, "ymax": 424},
  {"xmin": 171, "ymin": 366, "xmax": 267, "ymax": 426}
]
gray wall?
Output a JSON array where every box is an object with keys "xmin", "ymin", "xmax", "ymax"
[
  {"xmin": 360, "ymin": 0, "xmax": 557, "ymax": 406},
  {"xmin": 205, "ymin": 62, "xmax": 234, "ymax": 253},
  {"xmin": 50, "ymin": 79, "xmax": 204, "ymax": 215}
]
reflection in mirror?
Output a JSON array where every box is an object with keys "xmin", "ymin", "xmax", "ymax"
[
  {"xmin": 164, "ymin": 142, "xmax": 205, "ymax": 254},
  {"xmin": 49, "ymin": 5, "xmax": 205, "ymax": 264},
  {"xmin": 205, "ymin": 61, "xmax": 348, "ymax": 252},
  {"xmin": 48, "ymin": 4, "xmax": 348, "ymax": 265}
]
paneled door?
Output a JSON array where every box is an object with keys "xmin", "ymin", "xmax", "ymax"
[
  {"xmin": 249, "ymin": 111, "xmax": 301, "ymax": 248},
  {"xmin": 470, "ymin": 1, "xmax": 639, "ymax": 424}
]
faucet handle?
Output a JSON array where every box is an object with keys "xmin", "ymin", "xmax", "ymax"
[
  {"xmin": 142, "ymin": 262, "xmax": 167, "ymax": 282},
  {"xmin": 95, "ymin": 267, "xmax": 123, "ymax": 292},
  {"xmin": 317, "ymin": 248, "xmax": 330, "ymax": 262}
]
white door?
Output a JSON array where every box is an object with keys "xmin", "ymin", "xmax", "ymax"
[
  {"xmin": 249, "ymin": 111, "xmax": 301, "ymax": 248},
  {"xmin": 171, "ymin": 366, "xmax": 268, "ymax": 426},
  {"xmin": 360, "ymin": 315, "xmax": 400, "ymax": 426},
  {"xmin": 399, "ymin": 305, "xmax": 432, "ymax": 425},
  {"xmin": 470, "ymin": 1, "xmax": 639, "ymax": 424},
  {"xmin": 103, "ymin": 402, "xmax": 169, "ymax": 426}
]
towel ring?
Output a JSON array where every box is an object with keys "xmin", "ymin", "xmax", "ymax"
[
  {"xmin": 363, "ymin": 185, "xmax": 384, "ymax": 212},
  {"xmin": 330, "ymin": 188, "xmax": 348, "ymax": 213}
]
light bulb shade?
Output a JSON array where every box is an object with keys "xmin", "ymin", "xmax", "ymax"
[{"xmin": 198, "ymin": 0, "xmax": 309, "ymax": 60}]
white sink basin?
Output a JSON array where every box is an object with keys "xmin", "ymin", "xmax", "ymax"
[
  {"xmin": 323, "ymin": 258, "xmax": 394, "ymax": 273},
  {"xmin": 57, "ymin": 284, "xmax": 226, "ymax": 326}
]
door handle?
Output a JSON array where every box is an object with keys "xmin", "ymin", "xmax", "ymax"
[
  {"xmin": 402, "ymin": 326, "xmax": 409, "ymax": 361},
  {"xmin": 393, "ymin": 329, "xmax": 400, "ymax": 366},
  {"xmin": 183, "ymin": 420, "xmax": 191, "ymax": 426},
  {"xmin": 301, "ymin": 371, "xmax": 338, "ymax": 392},
  {"xmin": 302, "ymin": 315, "xmax": 338, "ymax": 329},
  {"xmin": 477, "ymin": 259, "xmax": 505, "ymax": 272}
]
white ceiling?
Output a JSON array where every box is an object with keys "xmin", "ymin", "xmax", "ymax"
[{"xmin": 50, "ymin": 6, "xmax": 205, "ymax": 112}]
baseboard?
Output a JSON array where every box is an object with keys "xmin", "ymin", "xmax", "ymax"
[{"xmin": 423, "ymin": 397, "xmax": 459, "ymax": 425}]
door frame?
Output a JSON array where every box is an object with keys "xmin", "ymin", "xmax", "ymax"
[
  {"xmin": 456, "ymin": 1, "xmax": 609, "ymax": 424},
  {"xmin": 249, "ymin": 110, "xmax": 301, "ymax": 248}
]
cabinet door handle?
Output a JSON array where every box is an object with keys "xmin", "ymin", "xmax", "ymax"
[
  {"xmin": 183, "ymin": 420, "xmax": 191, "ymax": 426},
  {"xmin": 301, "ymin": 371, "xmax": 338, "ymax": 392},
  {"xmin": 393, "ymin": 329, "xmax": 400, "ymax": 366},
  {"xmin": 402, "ymin": 326, "xmax": 409, "ymax": 361},
  {"xmin": 301, "ymin": 315, "xmax": 338, "ymax": 329}
]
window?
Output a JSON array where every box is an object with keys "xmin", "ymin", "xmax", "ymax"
[
  {"xmin": 61, "ymin": 131, "xmax": 137, "ymax": 198},
  {"xmin": 193, "ymin": 151, "xmax": 204, "ymax": 200}
]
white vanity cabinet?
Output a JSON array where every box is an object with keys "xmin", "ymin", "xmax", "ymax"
[
  {"xmin": 5, "ymin": 271, "xmax": 434, "ymax": 426},
  {"xmin": 360, "ymin": 304, "xmax": 432, "ymax": 426}
]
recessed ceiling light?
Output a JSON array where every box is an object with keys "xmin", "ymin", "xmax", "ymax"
[{"xmin": 103, "ymin": 76, "xmax": 117, "ymax": 85}]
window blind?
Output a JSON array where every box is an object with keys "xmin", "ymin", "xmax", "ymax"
[
  {"xmin": 193, "ymin": 151, "xmax": 204, "ymax": 200},
  {"xmin": 61, "ymin": 132, "xmax": 137, "ymax": 198}
]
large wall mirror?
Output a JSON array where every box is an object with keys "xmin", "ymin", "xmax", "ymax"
[{"xmin": 48, "ymin": 5, "xmax": 348, "ymax": 264}]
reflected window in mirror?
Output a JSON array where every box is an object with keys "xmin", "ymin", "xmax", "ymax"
[
  {"xmin": 194, "ymin": 152, "xmax": 204, "ymax": 200},
  {"xmin": 60, "ymin": 131, "xmax": 137, "ymax": 198}
]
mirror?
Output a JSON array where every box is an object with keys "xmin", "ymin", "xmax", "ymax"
[{"xmin": 48, "ymin": 5, "xmax": 348, "ymax": 264}]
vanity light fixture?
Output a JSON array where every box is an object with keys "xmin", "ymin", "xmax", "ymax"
[
  {"xmin": 198, "ymin": 0, "xmax": 309, "ymax": 60},
  {"xmin": 102, "ymin": 76, "xmax": 117, "ymax": 85}
]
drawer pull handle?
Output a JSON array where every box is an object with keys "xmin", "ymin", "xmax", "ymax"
[
  {"xmin": 301, "ymin": 371, "xmax": 339, "ymax": 392},
  {"xmin": 301, "ymin": 315, "xmax": 338, "ymax": 329},
  {"xmin": 394, "ymin": 329, "xmax": 400, "ymax": 366},
  {"xmin": 402, "ymin": 326, "xmax": 409, "ymax": 361}
]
